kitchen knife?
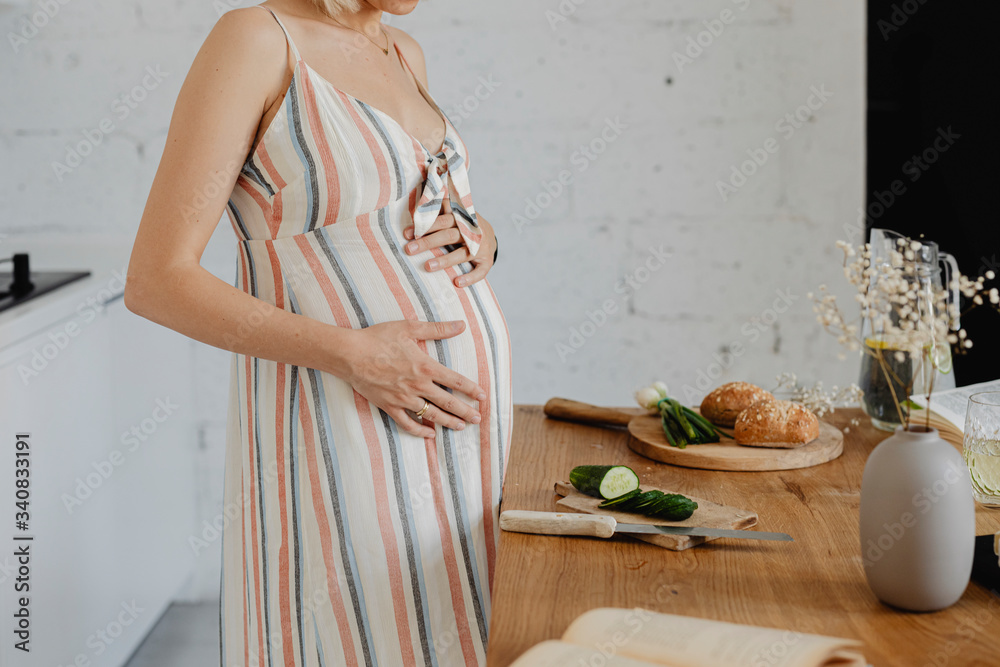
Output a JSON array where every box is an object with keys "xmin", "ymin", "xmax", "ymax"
[{"xmin": 499, "ymin": 510, "xmax": 793, "ymax": 542}]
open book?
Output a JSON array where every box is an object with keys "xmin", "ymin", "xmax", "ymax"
[
  {"xmin": 510, "ymin": 607, "xmax": 865, "ymax": 667},
  {"xmin": 909, "ymin": 378, "xmax": 1000, "ymax": 448}
]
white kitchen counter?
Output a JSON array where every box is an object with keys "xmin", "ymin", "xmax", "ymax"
[
  {"xmin": 0, "ymin": 234, "xmax": 201, "ymax": 667},
  {"xmin": 0, "ymin": 235, "xmax": 132, "ymax": 353}
]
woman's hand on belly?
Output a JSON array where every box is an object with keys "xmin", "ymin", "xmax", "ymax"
[
  {"xmin": 403, "ymin": 200, "xmax": 497, "ymax": 288},
  {"xmin": 341, "ymin": 319, "xmax": 487, "ymax": 438}
]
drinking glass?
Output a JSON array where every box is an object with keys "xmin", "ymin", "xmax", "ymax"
[{"xmin": 963, "ymin": 391, "xmax": 1000, "ymax": 507}]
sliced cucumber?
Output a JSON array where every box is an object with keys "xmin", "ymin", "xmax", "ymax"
[
  {"xmin": 649, "ymin": 494, "xmax": 699, "ymax": 521},
  {"xmin": 653, "ymin": 492, "xmax": 685, "ymax": 511},
  {"xmin": 629, "ymin": 490, "xmax": 665, "ymax": 512},
  {"xmin": 598, "ymin": 488, "xmax": 642, "ymax": 509},
  {"xmin": 570, "ymin": 465, "xmax": 640, "ymax": 499},
  {"xmin": 610, "ymin": 491, "xmax": 648, "ymax": 512},
  {"xmin": 570, "ymin": 465, "xmax": 699, "ymax": 521},
  {"xmin": 607, "ymin": 489, "xmax": 651, "ymax": 512}
]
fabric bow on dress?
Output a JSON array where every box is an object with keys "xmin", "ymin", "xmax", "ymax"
[{"xmin": 412, "ymin": 141, "xmax": 483, "ymax": 258}]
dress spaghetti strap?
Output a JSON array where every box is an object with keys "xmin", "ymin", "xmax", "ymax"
[{"xmin": 259, "ymin": 5, "xmax": 302, "ymax": 63}]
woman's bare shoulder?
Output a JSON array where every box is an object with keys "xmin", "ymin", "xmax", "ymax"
[
  {"xmin": 215, "ymin": 7, "xmax": 289, "ymax": 57},
  {"xmin": 206, "ymin": 7, "xmax": 287, "ymax": 55},
  {"xmin": 386, "ymin": 25, "xmax": 429, "ymax": 86},
  {"xmin": 181, "ymin": 7, "xmax": 290, "ymax": 112}
]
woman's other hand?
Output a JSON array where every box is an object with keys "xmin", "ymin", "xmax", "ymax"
[{"xmin": 403, "ymin": 199, "xmax": 497, "ymax": 287}]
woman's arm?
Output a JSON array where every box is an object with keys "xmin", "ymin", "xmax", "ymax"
[
  {"xmin": 126, "ymin": 8, "xmax": 345, "ymax": 372},
  {"xmin": 125, "ymin": 9, "xmax": 484, "ymax": 437}
]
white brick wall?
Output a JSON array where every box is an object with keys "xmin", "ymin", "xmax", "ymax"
[{"xmin": 1, "ymin": 0, "xmax": 865, "ymax": 601}]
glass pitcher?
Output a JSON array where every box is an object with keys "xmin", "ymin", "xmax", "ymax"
[{"xmin": 858, "ymin": 228, "xmax": 960, "ymax": 431}]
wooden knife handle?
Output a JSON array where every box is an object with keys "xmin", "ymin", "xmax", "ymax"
[
  {"xmin": 543, "ymin": 398, "xmax": 635, "ymax": 427},
  {"xmin": 499, "ymin": 510, "xmax": 617, "ymax": 539}
]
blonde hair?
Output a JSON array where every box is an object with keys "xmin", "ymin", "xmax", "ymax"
[{"xmin": 309, "ymin": 0, "xmax": 361, "ymax": 17}]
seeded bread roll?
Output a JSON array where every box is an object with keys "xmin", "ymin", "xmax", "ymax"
[
  {"xmin": 699, "ymin": 382, "xmax": 775, "ymax": 428},
  {"xmin": 734, "ymin": 399, "xmax": 820, "ymax": 448}
]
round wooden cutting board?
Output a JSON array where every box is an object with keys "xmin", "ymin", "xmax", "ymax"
[{"xmin": 627, "ymin": 414, "xmax": 844, "ymax": 471}]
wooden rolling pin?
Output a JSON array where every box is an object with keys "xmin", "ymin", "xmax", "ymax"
[{"xmin": 542, "ymin": 397, "xmax": 636, "ymax": 428}]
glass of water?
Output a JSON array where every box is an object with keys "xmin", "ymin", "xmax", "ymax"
[{"xmin": 963, "ymin": 391, "xmax": 1000, "ymax": 507}]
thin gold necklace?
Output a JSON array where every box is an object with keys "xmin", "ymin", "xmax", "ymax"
[{"xmin": 327, "ymin": 14, "xmax": 389, "ymax": 55}]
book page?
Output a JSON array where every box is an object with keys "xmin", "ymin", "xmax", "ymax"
[
  {"xmin": 561, "ymin": 608, "xmax": 864, "ymax": 667},
  {"xmin": 910, "ymin": 378, "xmax": 1000, "ymax": 432},
  {"xmin": 510, "ymin": 640, "xmax": 658, "ymax": 667}
]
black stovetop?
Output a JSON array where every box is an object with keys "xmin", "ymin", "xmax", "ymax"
[{"xmin": 0, "ymin": 270, "xmax": 91, "ymax": 313}]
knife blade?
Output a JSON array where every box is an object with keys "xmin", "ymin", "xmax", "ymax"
[
  {"xmin": 615, "ymin": 522, "xmax": 792, "ymax": 541},
  {"xmin": 499, "ymin": 510, "xmax": 792, "ymax": 542}
]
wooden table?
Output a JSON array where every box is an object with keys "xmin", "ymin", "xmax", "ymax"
[{"xmin": 487, "ymin": 406, "xmax": 1000, "ymax": 666}]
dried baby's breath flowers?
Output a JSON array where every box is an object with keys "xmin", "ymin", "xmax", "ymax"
[{"xmin": 773, "ymin": 372, "xmax": 864, "ymax": 418}]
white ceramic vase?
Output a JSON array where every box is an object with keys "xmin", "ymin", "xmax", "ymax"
[{"xmin": 859, "ymin": 425, "xmax": 975, "ymax": 611}]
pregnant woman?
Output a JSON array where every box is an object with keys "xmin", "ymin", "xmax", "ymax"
[{"xmin": 125, "ymin": 1, "xmax": 512, "ymax": 664}]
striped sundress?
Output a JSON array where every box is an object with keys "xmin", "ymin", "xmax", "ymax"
[{"xmin": 219, "ymin": 7, "xmax": 513, "ymax": 666}]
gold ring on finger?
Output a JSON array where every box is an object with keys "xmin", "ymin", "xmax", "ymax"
[{"xmin": 415, "ymin": 400, "xmax": 430, "ymax": 418}]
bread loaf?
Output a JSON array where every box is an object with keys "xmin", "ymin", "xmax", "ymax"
[
  {"xmin": 734, "ymin": 400, "xmax": 820, "ymax": 448},
  {"xmin": 699, "ymin": 382, "xmax": 775, "ymax": 428}
]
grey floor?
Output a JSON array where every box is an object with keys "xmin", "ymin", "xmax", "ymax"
[{"xmin": 125, "ymin": 602, "xmax": 219, "ymax": 666}]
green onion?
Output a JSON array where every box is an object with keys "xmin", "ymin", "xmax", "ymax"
[
  {"xmin": 653, "ymin": 396, "xmax": 730, "ymax": 447},
  {"xmin": 670, "ymin": 399, "xmax": 699, "ymax": 441},
  {"xmin": 660, "ymin": 414, "xmax": 687, "ymax": 449}
]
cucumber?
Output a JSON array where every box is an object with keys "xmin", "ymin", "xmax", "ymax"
[
  {"xmin": 649, "ymin": 494, "xmax": 698, "ymax": 521},
  {"xmin": 569, "ymin": 465, "xmax": 698, "ymax": 521},
  {"xmin": 570, "ymin": 465, "xmax": 640, "ymax": 499},
  {"xmin": 649, "ymin": 493, "xmax": 684, "ymax": 513},
  {"xmin": 598, "ymin": 488, "xmax": 642, "ymax": 509},
  {"xmin": 609, "ymin": 491, "xmax": 649, "ymax": 513},
  {"xmin": 629, "ymin": 490, "xmax": 665, "ymax": 512}
]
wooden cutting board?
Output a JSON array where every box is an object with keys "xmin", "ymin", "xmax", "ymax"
[
  {"xmin": 544, "ymin": 398, "xmax": 844, "ymax": 472},
  {"xmin": 554, "ymin": 481, "xmax": 758, "ymax": 551},
  {"xmin": 628, "ymin": 414, "xmax": 844, "ymax": 472}
]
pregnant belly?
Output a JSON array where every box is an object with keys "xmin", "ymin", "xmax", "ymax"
[
  {"xmin": 240, "ymin": 208, "xmax": 513, "ymax": 472},
  {"xmin": 239, "ymin": 207, "xmax": 510, "ymax": 384}
]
